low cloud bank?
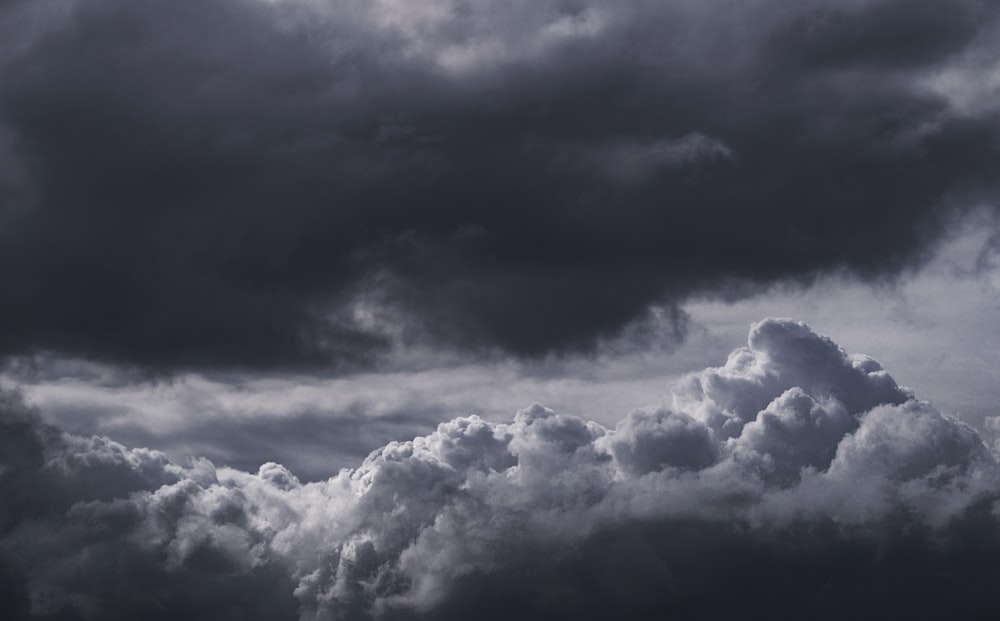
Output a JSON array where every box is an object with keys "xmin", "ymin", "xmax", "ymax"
[{"xmin": 2, "ymin": 319, "xmax": 1000, "ymax": 620}]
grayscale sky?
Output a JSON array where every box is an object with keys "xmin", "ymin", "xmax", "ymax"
[{"xmin": 1, "ymin": 1, "xmax": 1000, "ymax": 619}]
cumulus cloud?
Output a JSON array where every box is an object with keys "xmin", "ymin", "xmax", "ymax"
[
  {"xmin": 3, "ymin": 319, "xmax": 1000, "ymax": 619},
  {"xmin": 0, "ymin": 0, "xmax": 998, "ymax": 369}
]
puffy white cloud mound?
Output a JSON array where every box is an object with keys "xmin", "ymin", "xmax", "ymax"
[
  {"xmin": 673, "ymin": 318, "xmax": 911, "ymax": 437},
  {"xmin": 2, "ymin": 319, "xmax": 999, "ymax": 620}
]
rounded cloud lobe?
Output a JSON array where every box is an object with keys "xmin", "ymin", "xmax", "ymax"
[
  {"xmin": 3, "ymin": 319, "xmax": 1000, "ymax": 620},
  {"xmin": 0, "ymin": 0, "xmax": 999, "ymax": 368}
]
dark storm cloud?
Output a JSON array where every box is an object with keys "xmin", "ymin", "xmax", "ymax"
[
  {"xmin": 4, "ymin": 319, "xmax": 1000, "ymax": 620},
  {"xmin": 0, "ymin": 0, "xmax": 999, "ymax": 369}
]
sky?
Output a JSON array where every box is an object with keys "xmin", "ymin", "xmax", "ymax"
[{"xmin": 2, "ymin": 0, "xmax": 1000, "ymax": 619}]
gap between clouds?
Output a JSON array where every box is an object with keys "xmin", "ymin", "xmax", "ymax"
[{"xmin": 7, "ymin": 213, "xmax": 1000, "ymax": 480}]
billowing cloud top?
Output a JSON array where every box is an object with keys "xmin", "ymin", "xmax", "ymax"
[
  {"xmin": 3, "ymin": 319, "xmax": 1000, "ymax": 619},
  {"xmin": 0, "ymin": 0, "xmax": 999, "ymax": 369}
]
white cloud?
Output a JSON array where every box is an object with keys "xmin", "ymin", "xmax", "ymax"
[{"xmin": 3, "ymin": 318, "xmax": 999, "ymax": 618}]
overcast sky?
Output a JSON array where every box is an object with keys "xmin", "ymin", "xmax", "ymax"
[{"xmin": 2, "ymin": 0, "xmax": 1000, "ymax": 619}]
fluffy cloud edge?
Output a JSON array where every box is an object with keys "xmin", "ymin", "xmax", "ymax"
[{"xmin": 2, "ymin": 318, "xmax": 999, "ymax": 620}]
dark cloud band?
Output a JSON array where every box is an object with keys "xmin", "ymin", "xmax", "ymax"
[{"xmin": 0, "ymin": 0, "xmax": 998, "ymax": 369}]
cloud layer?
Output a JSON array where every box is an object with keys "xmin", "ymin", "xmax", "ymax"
[
  {"xmin": 3, "ymin": 319, "xmax": 1000, "ymax": 619},
  {"xmin": 0, "ymin": 0, "xmax": 998, "ymax": 368}
]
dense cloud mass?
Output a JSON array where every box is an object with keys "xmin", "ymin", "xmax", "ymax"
[
  {"xmin": 4, "ymin": 319, "xmax": 1000, "ymax": 620},
  {"xmin": 0, "ymin": 0, "xmax": 998, "ymax": 368}
]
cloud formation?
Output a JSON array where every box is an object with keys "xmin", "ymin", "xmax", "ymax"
[
  {"xmin": 0, "ymin": 0, "xmax": 998, "ymax": 369},
  {"xmin": 3, "ymin": 319, "xmax": 1000, "ymax": 620}
]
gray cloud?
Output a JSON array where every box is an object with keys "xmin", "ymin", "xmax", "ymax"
[
  {"xmin": 3, "ymin": 319, "xmax": 1000, "ymax": 619},
  {"xmin": 0, "ymin": 0, "xmax": 997, "ymax": 369}
]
